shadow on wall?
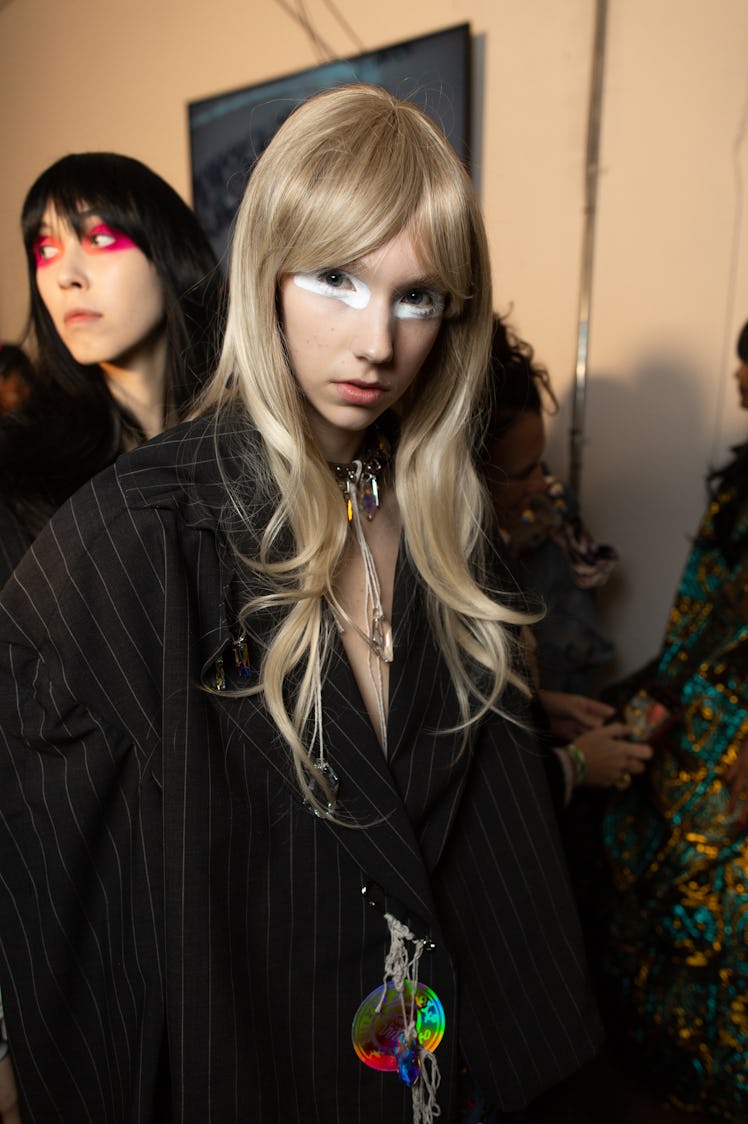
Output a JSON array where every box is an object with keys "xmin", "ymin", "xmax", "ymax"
[{"xmin": 555, "ymin": 351, "xmax": 709, "ymax": 683}]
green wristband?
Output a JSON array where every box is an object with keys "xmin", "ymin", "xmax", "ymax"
[{"xmin": 566, "ymin": 742, "xmax": 588, "ymax": 786}]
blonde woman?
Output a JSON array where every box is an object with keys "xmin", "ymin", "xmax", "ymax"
[{"xmin": 0, "ymin": 86, "xmax": 600, "ymax": 1123}]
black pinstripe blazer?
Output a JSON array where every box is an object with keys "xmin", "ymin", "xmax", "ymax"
[{"xmin": 0, "ymin": 416, "xmax": 602, "ymax": 1123}]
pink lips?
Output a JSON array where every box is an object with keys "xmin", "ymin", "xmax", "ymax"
[
  {"xmin": 64, "ymin": 308, "xmax": 102, "ymax": 326},
  {"xmin": 335, "ymin": 381, "xmax": 386, "ymax": 406}
]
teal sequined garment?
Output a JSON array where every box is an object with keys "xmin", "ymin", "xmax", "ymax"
[{"xmin": 602, "ymin": 462, "xmax": 748, "ymax": 1120}]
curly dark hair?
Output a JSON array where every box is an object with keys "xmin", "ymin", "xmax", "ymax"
[{"xmin": 478, "ymin": 313, "xmax": 557, "ymax": 463}]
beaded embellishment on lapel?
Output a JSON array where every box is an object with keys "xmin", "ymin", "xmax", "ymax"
[{"xmin": 213, "ymin": 632, "xmax": 252, "ymax": 690}]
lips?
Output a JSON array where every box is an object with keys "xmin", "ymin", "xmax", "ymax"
[
  {"xmin": 64, "ymin": 308, "xmax": 102, "ymax": 326},
  {"xmin": 335, "ymin": 380, "xmax": 386, "ymax": 406}
]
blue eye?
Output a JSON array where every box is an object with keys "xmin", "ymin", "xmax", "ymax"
[
  {"xmin": 318, "ymin": 270, "xmax": 352, "ymax": 290},
  {"xmin": 404, "ymin": 289, "xmax": 431, "ymax": 306},
  {"xmin": 396, "ymin": 288, "xmax": 446, "ymax": 320},
  {"xmin": 292, "ymin": 270, "xmax": 370, "ymax": 309}
]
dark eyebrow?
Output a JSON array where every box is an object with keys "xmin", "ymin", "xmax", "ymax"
[
  {"xmin": 68, "ymin": 210, "xmax": 107, "ymax": 239},
  {"xmin": 400, "ymin": 274, "xmax": 445, "ymax": 291},
  {"xmin": 34, "ymin": 218, "xmax": 67, "ymax": 239},
  {"xmin": 340, "ymin": 256, "xmax": 445, "ymax": 292},
  {"xmin": 507, "ymin": 460, "xmax": 542, "ymax": 482}
]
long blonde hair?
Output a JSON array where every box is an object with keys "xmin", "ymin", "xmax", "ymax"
[{"xmin": 198, "ymin": 85, "xmax": 531, "ymax": 813}]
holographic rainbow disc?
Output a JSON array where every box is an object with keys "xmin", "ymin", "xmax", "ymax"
[{"xmin": 351, "ymin": 981, "xmax": 446, "ymax": 1072}]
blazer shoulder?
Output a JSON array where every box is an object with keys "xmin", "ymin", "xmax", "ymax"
[
  {"xmin": 113, "ymin": 411, "xmax": 258, "ymax": 522},
  {"xmin": 0, "ymin": 415, "xmax": 244, "ymax": 645}
]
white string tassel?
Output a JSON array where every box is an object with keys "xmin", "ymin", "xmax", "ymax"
[
  {"xmin": 376, "ymin": 914, "xmax": 442, "ymax": 1124},
  {"xmin": 412, "ymin": 1048, "xmax": 441, "ymax": 1123},
  {"xmin": 312, "ymin": 668, "xmax": 325, "ymax": 767},
  {"xmin": 376, "ymin": 914, "xmax": 416, "ymax": 1005},
  {"xmin": 305, "ymin": 660, "xmax": 339, "ymax": 817}
]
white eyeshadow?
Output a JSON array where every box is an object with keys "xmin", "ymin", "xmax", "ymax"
[{"xmin": 293, "ymin": 272, "xmax": 371, "ymax": 310}]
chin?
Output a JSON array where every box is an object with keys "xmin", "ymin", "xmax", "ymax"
[{"xmin": 68, "ymin": 348, "xmax": 107, "ymax": 367}]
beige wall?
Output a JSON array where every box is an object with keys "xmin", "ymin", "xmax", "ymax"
[{"xmin": 1, "ymin": 0, "xmax": 747, "ymax": 677}]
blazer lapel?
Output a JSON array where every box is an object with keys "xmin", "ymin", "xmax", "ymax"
[
  {"xmin": 386, "ymin": 554, "xmax": 475, "ymax": 875},
  {"xmin": 319, "ymin": 638, "xmax": 439, "ymax": 935},
  {"xmin": 202, "ymin": 542, "xmax": 475, "ymax": 936}
]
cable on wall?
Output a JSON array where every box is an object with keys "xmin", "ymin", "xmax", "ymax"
[
  {"xmin": 273, "ymin": 0, "xmax": 365, "ymax": 62},
  {"xmin": 569, "ymin": 0, "xmax": 609, "ymax": 497},
  {"xmin": 709, "ymin": 72, "xmax": 748, "ymax": 471},
  {"xmin": 319, "ymin": 0, "xmax": 364, "ymax": 54},
  {"xmin": 274, "ymin": 0, "xmax": 335, "ymax": 61}
]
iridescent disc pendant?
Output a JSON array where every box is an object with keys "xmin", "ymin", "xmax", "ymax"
[{"xmin": 351, "ymin": 981, "xmax": 445, "ymax": 1081}]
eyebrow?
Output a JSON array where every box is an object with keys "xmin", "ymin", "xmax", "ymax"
[
  {"xmin": 36, "ymin": 208, "xmax": 102, "ymax": 237},
  {"xmin": 507, "ymin": 460, "xmax": 542, "ymax": 482},
  {"xmin": 401, "ymin": 274, "xmax": 445, "ymax": 291},
  {"xmin": 336, "ymin": 260, "xmax": 445, "ymax": 291}
]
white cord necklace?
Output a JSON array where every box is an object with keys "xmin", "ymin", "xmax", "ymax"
[
  {"xmin": 345, "ymin": 463, "xmax": 390, "ymax": 752},
  {"xmin": 330, "ymin": 430, "xmax": 394, "ymax": 753}
]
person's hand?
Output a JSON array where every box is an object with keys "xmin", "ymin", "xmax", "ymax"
[
  {"xmin": 725, "ymin": 742, "xmax": 748, "ymax": 827},
  {"xmin": 574, "ymin": 721, "xmax": 653, "ymax": 789},
  {"xmin": 0, "ymin": 1055, "xmax": 22, "ymax": 1124},
  {"xmin": 539, "ymin": 689, "xmax": 615, "ymax": 743}
]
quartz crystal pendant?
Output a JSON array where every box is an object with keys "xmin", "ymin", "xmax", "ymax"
[
  {"xmin": 305, "ymin": 758, "xmax": 340, "ymax": 818},
  {"xmin": 371, "ymin": 611, "xmax": 393, "ymax": 663},
  {"xmin": 360, "ymin": 471, "xmax": 380, "ymax": 519}
]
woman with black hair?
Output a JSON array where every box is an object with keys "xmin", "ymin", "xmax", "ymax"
[
  {"xmin": 601, "ymin": 320, "xmax": 748, "ymax": 1121},
  {"xmin": 0, "ymin": 150, "xmax": 224, "ymax": 1123},
  {"xmin": 0, "ymin": 151, "xmax": 224, "ymax": 563}
]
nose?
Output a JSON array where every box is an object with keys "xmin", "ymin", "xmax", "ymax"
[
  {"xmin": 524, "ymin": 463, "xmax": 548, "ymax": 499},
  {"xmin": 353, "ymin": 300, "xmax": 394, "ymax": 365},
  {"xmin": 55, "ymin": 243, "xmax": 90, "ymax": 290}
]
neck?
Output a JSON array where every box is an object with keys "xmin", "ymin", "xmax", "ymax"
[
  {"xmin": 326, "ymin": 420, "xmax": 390, "ymax": 469},
  {"xmin": 321, "ymin": 433, "xmax": 364, "ymax": 464},
  {"xmin": 101, "ymin": 332, "xmax": 169, "ymax": 441}
]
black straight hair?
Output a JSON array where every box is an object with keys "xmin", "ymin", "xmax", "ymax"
[
  {"xmin": 22, "ymin": 151, "xmax": 224, "ymax": 427},
  {"xmin": 1, "ymin": 152, "xmax": 225, "ymax": 540}
]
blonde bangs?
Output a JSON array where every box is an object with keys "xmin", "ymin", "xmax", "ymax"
[{"xmin": 240, "ymin": 86, "xmax": 476, "ymax": 309}]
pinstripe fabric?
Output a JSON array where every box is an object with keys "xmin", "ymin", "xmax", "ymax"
[{"xmin": 0, "ymin": 417, "xmax": 602, "ymax": 1122}]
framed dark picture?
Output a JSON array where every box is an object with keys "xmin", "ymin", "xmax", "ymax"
[{"xmin": 188, "ymin": 23, "xmax": 471, "ymax": 265}]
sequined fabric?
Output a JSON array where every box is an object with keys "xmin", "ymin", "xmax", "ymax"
[{"xmin": 602, "ymin": 471, "xmax": 748, "ymax": 1119}]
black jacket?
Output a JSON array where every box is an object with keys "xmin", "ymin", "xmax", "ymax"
[{"xmin": 0, "ymin": 414, "xmax": 601, "ymax": 1122}]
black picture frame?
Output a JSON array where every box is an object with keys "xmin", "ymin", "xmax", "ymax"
[{"xmin": 187, "ymin": 23, "xmax": 471, "ymax": 265}]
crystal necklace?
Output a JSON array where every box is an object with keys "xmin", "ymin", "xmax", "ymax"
[{"xmin": 330, "ymin": 427, "xmax": 392, "ymax": 524}]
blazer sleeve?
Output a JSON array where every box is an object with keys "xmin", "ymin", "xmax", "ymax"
[{"xmin": 0, "ymin": 471, "xmax": 171, "ymax": 1121}]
